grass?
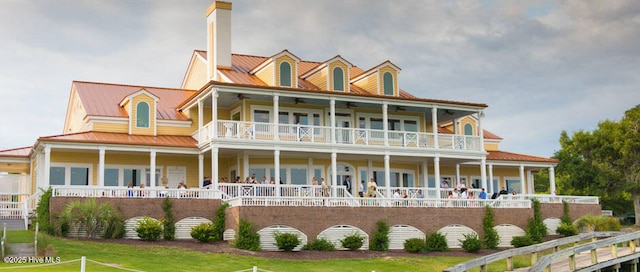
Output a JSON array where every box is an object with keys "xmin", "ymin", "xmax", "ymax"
[{"xmin": 0, "ymin": 231, "xmax": 473, "ymax": 272}]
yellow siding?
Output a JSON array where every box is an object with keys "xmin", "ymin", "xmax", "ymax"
[
  {"xmin": 328, "ymin": 61, "xmax": 348, "ymax": 92},
  {"xmin": 307, "ymin": 68, "xmax": 327, "ymax": 90},
  {"xmin": 255, "ymin": 62, "xmax": 275, "ymax": 86},
  {"xmin": 353, "ymin": 73, "xmax": 378, "ymax": 95},
  {"xmin": 275, "ymin": 55, "xmax": 296, "ymax": 87},
  {"xmin": 52, "ymin": 151, "xmax": 99, "ymax": 185},
  {"xmin": 65, "ymin": 88, "xmax": 89, "ymax": 134},
  {"xmin": 157, "ymin": 125, "xmax": 194, "ymax": 136},
  {"xmin": 183, "ymin": 57, "xmax": 208, "ymax": 89},
  {"xmin": 93, "ymin": 122, "xmax": 129, "ymax": 133},
  {"xmin": 484, "ymin": 142, "xmax": 499, "ymax": 151},
  {"xmin": 130, "ymin": 94, "xmax": 156, "ymax": 135},
  {"xmin": 379, "ymin": 66, "xmax": 398, "ymax": 96},
  {"xmin": 31, "ymin": 158, "xmax": 37, "ymax": 194}
]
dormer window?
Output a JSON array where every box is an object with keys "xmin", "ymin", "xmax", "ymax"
[
  {"xmin": 333, "ymin": 67, "xmax": 344, "ymax": 91},
  {"xmin": 136, "ymin": 101, "xmax": 150, "ymax": 128},
  {"xmin": 383, "ymin": 72, "xmax": 394, "ymax": 96},
  {"xmin": 280, "ymin": 61, "xmax": 292, "ymax": 87}
]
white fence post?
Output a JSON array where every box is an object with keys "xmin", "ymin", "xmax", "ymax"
[{"xmin": 81, "ymin": 256, "xmax": 86, "ymax": 272}]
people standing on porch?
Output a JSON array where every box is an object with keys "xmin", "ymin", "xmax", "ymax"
[
  {"xmin": 203, "ymin": 176, "xmax": 212, "ymax": 187},
  {"xmin": 457, "ymin": 181, "xmax": 466, "ymax": 190},
  {"xmin": 393, "ymin": 189, "xmax": 400, "ymax": 198},
  {"xmin": 460, "ymin": 188, "xmax": 468, "ymax": 199},
  {"xmin": 440, "ymin": 179, "xmax": 449, "ymax": 188},
  {"xmin": 479, "ymin": 188, "xmax": 487, "ymax": 200},
  {"xmin": 358, "ymin": 180, "xmax": 365, "ymax": 197},
  {"xmin": 367, "ymin": 178, "xmax": 377, "ymax": 197},
  {"xmin": 343, "ymin": 176, "xmax": 352, "ymax": 194},
  {"xmin": 499, "ymin": 187, "xmax": 508, "ymax": 195},
  {"xmin": 321, "ymin": 177, "xmax": 330, "ymax": 197},
  {"xmin": 261, "ymin": 176, "xmax": 267, "ymax": 184},
  {"xmin": 178, "ymin": 180, "xmax": 187, "ymax": 189},
  {"xmin": 250, "ymin": 173, "xmax": 257, "ymax": 183},
  {"xmin": 127, "ymin": 182, "xmax": 134, "ymax": 197},
  {"xmin": 138, "ymin": 183, "xmax": 146, "ymax": 197},
  {"xmin": 452, "ymin": 188, "xmax": 460, "ymax": 199},
  {"xmin": 416, "ymin": 189, "xmax": 424, "ymax": 199}
]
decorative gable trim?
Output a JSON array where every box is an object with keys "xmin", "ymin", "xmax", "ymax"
[{"xmin": 249, "ymin": 49, "xmax": 301, "ymax": 75}]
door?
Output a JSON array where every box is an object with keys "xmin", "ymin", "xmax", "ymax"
[
  {"xmin": 166, "ymin": 166, "xmax": 186, "ymax": 189},
  {"xmin": 334, "ymin": 115, "xmax": 352, "ymax": 144}
]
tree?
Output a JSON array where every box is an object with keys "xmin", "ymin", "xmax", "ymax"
[{"xmin": 554, "ymin": 104, "xmax": 640, "ymax": 224}]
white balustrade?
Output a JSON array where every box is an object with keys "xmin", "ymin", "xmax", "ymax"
[{"xmin": 51, "ymin": 186, "xmax": 222, "ymax": 199}]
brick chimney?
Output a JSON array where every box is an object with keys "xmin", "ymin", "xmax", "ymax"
[{"xmin": 206, "ymin": 1, "xmax": 232, "ymax": 81}]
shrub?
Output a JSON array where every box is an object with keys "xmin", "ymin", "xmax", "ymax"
[
  {"xmin": 460, "ymin": 233, "xmax": 482, "ymax": 253},
  {"xmin": 212, "ymin": 203, "xmax": 229, "ymax": 241},
  {"xmin": 340, "ymin": 233, "xmax": 364, "ymax": 250},
  {"xmin": 403, "ymin": 238, "xmax": 426, "ymax": 253},
  {"xmin": 576, "ymin": 214, "xmax": 621, "ymax": 232},
  {"xmin": 561, "ymin": 200, "xmax": 572, "ymax": 224},
  {"xmin": 511, "ymin": 236, "xmax": 533, "ymax": 248},
  {"xmin": 527, "ymin": 199, "xmax": 547, "ymax": 243},
  {"xmin": 482, "ymin": 205, "xmax": 500, "ymax": 249},
  {"xmin": 303, "ymin": 238, "xmax": 336, "ymax": 251},
  {"xmin": 425, "ymin": 232, "xmax": 448, "ymax": 252},
  {"xmin": 35, "ymin": 188, "xmax": 54, "ymax": 235},
  {"xmin": 135, "ymin": 217, "xmax": 163, "ymax": 241},
  {"xmin": 370, "ymin": 220, "xmax": 389, "ymax": 251},
  {"xmin": 191, "ymin": 222, "xmax": 217, "ymax": 243},
  {"xmin": 162, "ymin": 197, "xmax": 175, "ymax": 241},
  {"xmin": 556, "ymin": 222, "xmax": 577, "ymax": 237},
  {"xmin": 59, "ymin": 198, "xmax": 124, "ymax": 239},
  {"xmin": 274, "ymin": 232, "xmax": 300, "ymax": 251},
  {"xmin": 235, "ymin": 219, "xmax": 261, "ymax": 251}
]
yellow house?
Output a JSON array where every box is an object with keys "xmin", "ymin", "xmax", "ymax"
[{"xmin": 0, "ymin": 1, "xmax": 558, "ymax": 199}]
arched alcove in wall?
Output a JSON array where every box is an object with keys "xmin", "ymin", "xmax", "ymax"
[
  {"xmin": 257, "ymin": 225, "xmax": 308, "ymax": 251},
  {"xmin": 389, "ymin": 225, "xmax": 425, "ymax": 250},
  {"xmin": 317, "ymin": 225, "xmax": 369, "ymax": 250},
  {"xmin": 438, "ymin": 224, "xmax": 477, "ymax": 249}
]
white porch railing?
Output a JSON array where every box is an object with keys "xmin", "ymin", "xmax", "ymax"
[
  {"xmin": 198, "ymin": 120, "xmax": 482, "ymax": 151},
  {"xmin": 500, "ymin": 194, "xmax": 600, "ymax": 204},
  {"xmin": 218, "ymin": 184, "xmax": 349, "ymax": 199},
  {"xmin": 226, "ymin": 196, "xmax": 532, "ymax": 208},
  {"xmin": 51, "ymin": 186, "xmax": 223, "ymax": 199}
]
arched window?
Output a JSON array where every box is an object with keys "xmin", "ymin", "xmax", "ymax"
[
  {"xmin": 383, "ymin": 72, "xmax": 394, "ymax": 95},
  {"xmin": 464, "ymin": 123, "xmax": 473, "ymax": 135},
  {"xmin": 333, "ymin": 67, "xmax": 344, "ymax": 91},
  {"xmin": 136, "ymin": 101, "xmax": 150, "ymax": 128},
  {"xmin": 280, "ymin": 62, "xmax": 292, "ymax": 87}
]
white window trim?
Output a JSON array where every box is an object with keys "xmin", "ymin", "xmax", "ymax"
[
  {"xmin": 372, "ymin": 167, "xmax": 416, "ymax": 187},
  {"xmin": 104, "ymin": 164, "xmax": 163, "ymax": 187},
  {"xmin": 135, "ymin": 101, "xmax": 151, "ymax": 128},
  {"xmin": 356, "ymin": 112, "xmax": 420, "ymax": 131},
  {"xmin": 50, "ymin": 163, "xmax": 93, "ymax": 186}
]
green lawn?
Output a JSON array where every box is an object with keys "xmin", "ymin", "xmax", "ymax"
[{"xmin": 0, "ymin": 231, "xmax": 473, "ymax": 272}]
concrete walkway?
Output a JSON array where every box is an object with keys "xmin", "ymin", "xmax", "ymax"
[{"xmin": 6, "ymin": 243, "xmax": 35, "ymax": 257}]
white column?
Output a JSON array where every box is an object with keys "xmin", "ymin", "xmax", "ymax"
[
  {"xmin": 198, "ymin": 154, "xmax": 204, "ymax": 188},
  {"xmin": 519, "ymin": 164, "xmax": 526, "ymax": 194},
  {"xmin": 243, "ymin": 152, "xmax": 249, "ymax": 179},
  {"xmin": 198, "ymin": 99, "xmax": 203, "ymax": 143},
  {"xmin": 150, "ymin": 150, "xmax": 156, "ymax": 187},
  {"xmin": 549, "ymin": 167, "xmax": 556, "ymax": 194},
  {"xmin": 273, "ymin": 95, "xmax": 279, "ymax": 141},
  {"xmin": 383, "ymin": 102, "xmax": 389, "ymax": 147},
  {"xmin": 211, "ymin": 90, "xmax": 218, "ymax": 139},
  {"xmin": 431, "ymin": 107, "xmax": 439, "ymax": 149},
  {"xmin": 308, "ymin": 157, "xmax": 313, "ymax": 182},
  {"xmin": 478, "ymin": 110, "xmax": 485, "ymax": 151},
  {"xmin": 212, "ymin": 146, "xmax": 219, "ymax": 188},
  {"xmin": 98, "ymin": 146, "xmax": 105, "ymax": 187},
  {"xmin": 330, "ymin": 98, "xmax": 336, "ymax": 144},
  {"xmin": 274, "ymin": 149, "xmax": 280, "ymax": 196},
  {"xmin": 422, "ymin": 160, "xmax": 428, "ymax": 189},
  {"xmin": 452, "ymin": 118, "xmax": 458, "ymax": 134},
  {"xmin": 434, "ymin": 155, "xmax": 441, "ymax": 198},
  {"xmin": 367, "ymin": 159, "xmax": 373, "ymax": 185},
  {"xmin": 331, "ymin": 151, "xmax": 337, "ymax": 196},
  {"xmin": 480, "ymin": 157, "xmax": 487, "ymax": 190},
  {"xmin": 455, "ymin": 164, "xmax": 461, "ymax": 187},
  {"xmin": 488, "ymin": 163, "xmax": 494, "ymax": 193},
  {"xmin": 527, "ymin": 170, "xmax": 534, "ymax": 194},
  {"xmin": 43, "ymin": 145, "xmax": 51, "ymax": 187},
  {"xmin": 384, "ymin": 153, "xmax": 391, "ymax": 197}
]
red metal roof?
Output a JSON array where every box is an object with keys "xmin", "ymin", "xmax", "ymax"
[
  {"xmin": 0, "ymin": 146, "xmax": 32, "ymax": 158},
  {"xmin": 38, "ymin": 131, "xmax": 197, "ymax": 149},
  {"xmin": 487, "ymin": 150, "xmax": 558, "ymax": 163},
  {"xmin": 73, "ymin": 81, "xmax": 196, "ymax": 120}
]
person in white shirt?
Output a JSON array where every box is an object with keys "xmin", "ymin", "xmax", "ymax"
[{"xmin": 393, "ymin": 189, "xmax": 401, "ymax": 198}]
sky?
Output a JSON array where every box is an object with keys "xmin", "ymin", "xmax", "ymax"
[{"xmin": 0, "ymin": 0, "xmax": 639, "ymax": 158}]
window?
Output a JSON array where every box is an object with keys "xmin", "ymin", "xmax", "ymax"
[
  {"xmin": 124, "ymin": 169, "xmax": 141, "ymax": 186},
  {"xmin": 136, "ymin": 101, "xmax": 150, "ymax": 128},
  {"xmin": 291, "ymin": 168, "xmax": 307, "ymax": 185},
  {"xmin": 383, "ymin": 72, "xmax": 394, "ymax": 95},
  {"xmin": 104, "ymin": 169, "xmax": 119, "ymax": 186},
  {"xmin": 333, "ymin": 67, "xmax": 344, "ymax": 91},
  {"xmin": 464, "ymin": 123, "xmax": 473, "ymax": 135},
  {"xmin": 280, "ymin": 62, "xmax": 292, "ymax": 87},
  {"xmin": 70, "ymin": 167, "xmax": 89, "ymax": 185},
  {"xmin": 50, "ymin": 167, "xmax": 65, "ymax": 186},
  {"xmin": 254, "ymin": 110, "xmax": 270, "ymax": 123}
]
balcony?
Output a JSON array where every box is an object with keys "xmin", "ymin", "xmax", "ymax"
[{"xmin": 195, "ymin": 120, "xmax": 482, "ymax": 151}]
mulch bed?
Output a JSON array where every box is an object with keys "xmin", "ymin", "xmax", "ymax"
[{"xmin": 85, "ymin": 238, "xmax": 501, "ymax": 260}]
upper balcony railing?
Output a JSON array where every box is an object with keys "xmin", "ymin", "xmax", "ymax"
[{"xmin": 195, "ymin": 120, "xmax": 482, "ymax": 151}]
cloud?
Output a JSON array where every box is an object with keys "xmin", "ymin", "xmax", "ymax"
[{"xmin": 0, "ymin": 0, "xmax": 638, "ymax": 160}]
